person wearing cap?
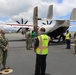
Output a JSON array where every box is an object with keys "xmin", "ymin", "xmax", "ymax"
[
  {"xmin": 65, "ymin": 30, "xmax": 71, "ymax": 49},
  {"xmin": 0, "ymin": 30, "xmax": 9, "ymax": 70},
  {"xmin": 34, "ymin": 27, "xmax": 50, "ymax": 75},
  {"xmin": 25, "ymin": 28, "xmax": 32, "ymax": 50}
]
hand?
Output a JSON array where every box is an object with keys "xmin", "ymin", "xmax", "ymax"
[
  {"xmin": 34, "ymin": 49, "xmax": 36, "ymax": 53},
  {"xmin": 4, "ymin": 46, "xmax": 8, "ymax": 51}
]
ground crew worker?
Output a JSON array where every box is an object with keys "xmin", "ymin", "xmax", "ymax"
[
  {"xmin": 34, "ymin": 27, "xmax": 50, "ymax": 75},
  {"xmin": 0, "ymin": 30, "xmax": 9, "ymax": 70},
  {"xmin": 65, "ymin": 30, "xmax": 71, "ymax": 49},
  {"xmin": 30, "ymin": 30, "xmax": 37, "ymax": 47},
  {"xmin": 31, "ymin": 30, "xmax": 36, "ymax": 41},
  {"xmin": 73, "ymin": 32, "xmax": 76, "ymax": 54},
  {"xmin": 25, "ymin": 28, "xmax": 32, "ymax": 50}
]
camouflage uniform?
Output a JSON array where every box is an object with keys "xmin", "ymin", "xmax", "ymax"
[
  {"xmin": 30, "ymin": 31, "xmax": 37, "ymax": 47},
  {"xmin": 74, "ymin": 32, "xmax": 76, "ymax": 54},
  {"xmin": 25, "ymin": 30, "xmax": 31, "ymax": 50},
  {"xmin": 0, "ymin": 36, "xmax": 3, "ymax": 64},
  {"xmin": 0, "ymin": 34, "xmax": 8, "ymax": 67}
]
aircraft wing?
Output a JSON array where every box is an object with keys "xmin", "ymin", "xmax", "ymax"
[
  {"xmin": 6, "ymin": 24, "xmax": 34, "ymax": 27},
  {"xmin": 70, "ymin": 8, "xmax": 76, "ymax": 21},
  {"xmin": 6, "ymin": 24, "xmax": 34, "ymax": 34}
]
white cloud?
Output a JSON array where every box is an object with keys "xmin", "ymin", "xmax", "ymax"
[
  {"xmin": 53, "ymin": 0, "xmax": 76, "ymax": 19},
  {"xmin": 0, "ymin": 0, "xmax": 76, "ymax": 24},
  {"xmin": 0, "ymin": 0, "xmax": 33, "ymax": 16}
]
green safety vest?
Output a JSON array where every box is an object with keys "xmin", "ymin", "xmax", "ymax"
[
  {"xmin": 36, "ymin": 34, "xmax": 50, "ymax": 55},
  {"xmin": 65, "ymin": 33, "xmax": 70, "ymax": 40}
]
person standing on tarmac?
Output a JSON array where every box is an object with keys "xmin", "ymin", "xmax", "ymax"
[
  {"xmin": 25, "ymin": 28, "xmax": 32, "ymax": 50},
  {"xmin": 0, "ymin": 30, "xmax": 3, "ymax": 71},
  {"xmin": 73, "ymin": 32, "xmax": 76, "ymax": 54},
  {"xmin": 0, "ymin": 30, "xmax": 9, "ymax": 70},
  {"xmin": 30, "ymin": 30, "xmax": 37, "ymax": 47},
  {"xmin": 65, "ymin": 30, "xmax": 71, "ymax": 49},
  {"xmin": 34, "ymin": 27, "xmax": 50, "ymax": 75}
]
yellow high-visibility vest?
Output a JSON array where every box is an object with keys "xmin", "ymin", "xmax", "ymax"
[
  {"xmin": 65, "ymin": 33, "xmax": 70, "ymax": 40},
  {"xmin": 36, "ymin": 34, "xmax": 50, "ymax": 55}
]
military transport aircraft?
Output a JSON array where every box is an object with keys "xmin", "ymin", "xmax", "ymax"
[{"xmin": 1, "ymin": 5, "xmax": 76, "ymax": 41}]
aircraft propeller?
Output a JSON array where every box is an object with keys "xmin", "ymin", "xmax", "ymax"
[
  {"xmin": 42, "ymin": 20, "xmax": 52, "ymax": 25},
  {"xmin": 16, "ymin": 18, "xmax": 28, "ymax": 33}
]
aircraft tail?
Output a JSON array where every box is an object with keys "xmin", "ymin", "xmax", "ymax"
[
  {"xmin": 33, "ymin": 5, "xmax": 53, "ymax": 21},
  {"xmin": 70, "ymin": 8, "xmax": 76, "ymax": 21},
  {"xmin": 33, "ymin": 6, "xmax": 38, "ymax": 22},
  {"xmin": 47, "ymin": 5, "xmax": 53, "ymax": 19}
]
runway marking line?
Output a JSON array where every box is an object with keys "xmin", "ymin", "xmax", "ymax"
[
  {"xmin": 71, "ymin": 44, "xmax": 75, "ymax": 46},
  {"xmin": 0, "ymin": 68, "xmax": 13, "ymax": 74}
]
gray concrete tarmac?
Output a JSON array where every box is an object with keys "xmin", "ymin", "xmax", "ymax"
[{"xmin": 4, "ymin": 33, "xmax": 76, "ymax": 75}]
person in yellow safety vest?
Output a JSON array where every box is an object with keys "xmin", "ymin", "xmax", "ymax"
[
  {"xmin": 65, "ymin": 30, "xmax": 71, "ymax": 49},
  {"xmin": 73, "ymin": 32, "xmax": 76, "ymax": 54},
  {"xmin": 34, "ymin": 27, "xmax": 51, "ymax": 75}
]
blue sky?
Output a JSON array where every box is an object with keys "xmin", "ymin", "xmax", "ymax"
[
  {"xmin": 0, "ymin": 0, "xmax": 76, "ymax": 32},
  {"xmin": 0, "ymin": 16, "xmax": 9, "ymax": 21},
  {"xmin": 57, "ymin": 0, "xmax": 63, "ymax": 3}
]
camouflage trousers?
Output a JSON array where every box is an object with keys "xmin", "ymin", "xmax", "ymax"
[
  {"xmin": 0, "ymin": 50, "xmax": 3, "ymax": 64},
  {"xmin": 26, "ymin": 38, "xmax": 32, "ymax": 49},
  {"xmin": 2, "ymin": 51, "xmax": 7, "ymax": 66},
  {"xmin": 74, "ymin": 40, "xmax": 76, "ymax": 52}
]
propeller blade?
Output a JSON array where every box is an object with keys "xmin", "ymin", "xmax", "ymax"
[
  {"xmin": 21, "ymin": 18, "xmax": 23, "ymax": 24},
  {"xmin": 42, "ymin": 22, "xmax": 46, "ymax": 25},
  {"xmin": 16, "ymin": 21, "xmax": 20, "ymax": 24},
  {"xmin": 49, "ymin": 21, "xmax": 52, "ymax": 24},
  {"xmin": 47, "ymin": 21, "xmax": 48, "ymax": 25},
  {"xmin": 24, "ymin": 20, "xmax": 28, "ymax": 24},
  {"xmin": 17, "ymin": 27, "xmax": 22, "ymax": 33}
]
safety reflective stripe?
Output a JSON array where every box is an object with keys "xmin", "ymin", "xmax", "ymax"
[{"xmin": 38, "ymin": 36, "xmax": 48, "ymax": 54}]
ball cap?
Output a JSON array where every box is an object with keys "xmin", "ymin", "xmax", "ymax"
[{"xmin": 40, "ymin": 27, "xmax": 46, "ymax": 32}]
